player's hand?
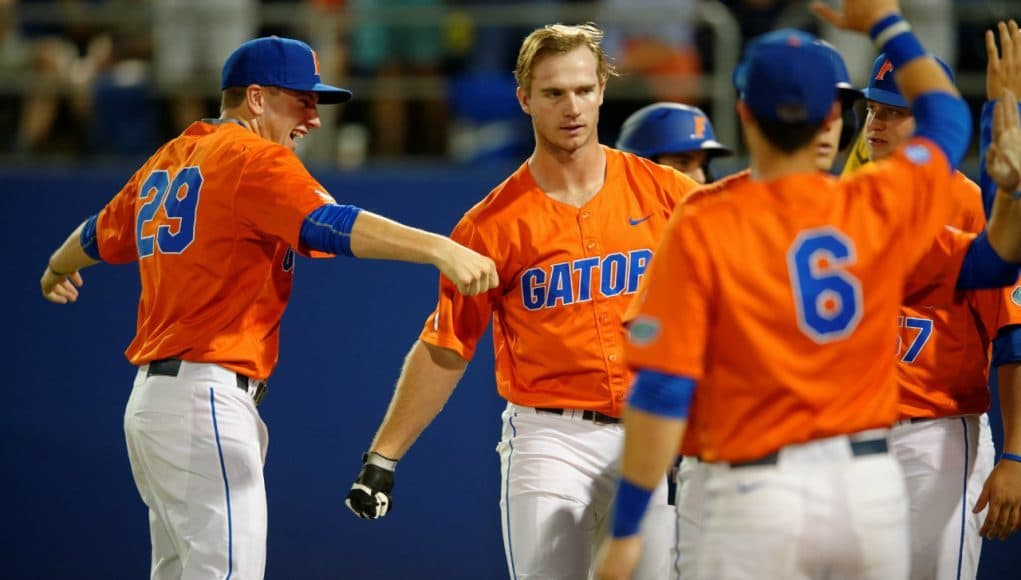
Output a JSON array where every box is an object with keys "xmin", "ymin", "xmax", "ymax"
[
  {"xmin": 986, "ymin": 20, "xmax": 1021, "ymax": 101},
  {"xmin": 987, "ymin": 89, "xmax": 1021, "ymax": 192},
  {"xmin": 345, "ymin": 451, "xmax": 396, "ymax": 519},
  {"xmin": 435, "ymin": 239, "xmax": 499, "ymax": 296},
  {"xmin": 811, "ymin": 0, "xmax": 901, "ymax": 34},
  {"xmin": 974, "ymin": 459, "xmax": 1021, "ymax": 540},
  {"xmin": 594, "ymin": 536, "xmax": 643, "ymax": 580},
  {"xmin": 40, "ymin": 266, "xmax": 84, "ymax": 304}
]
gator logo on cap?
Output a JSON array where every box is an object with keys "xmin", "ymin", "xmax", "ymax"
[
  {"xmin": 875, "ymin": 60, "xmax": 894, "ymax": 80},
  {"xmin": 1012, "ymin": 285, "xmax": 1021, "ymax": 307}
]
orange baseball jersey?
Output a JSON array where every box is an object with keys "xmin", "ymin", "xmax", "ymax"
[
  {"xmin": 420, "ymin": 146, "xmax": 698, "ymax": 417},
  {"xmin": 94, "ymin": 120, "xmax": 334, "ymax": 380},
  {"xmin": 626, "ymin": 139, "xmax": 967, "ymax": 462},
  {"xmin": 897, "ymin": 173, "xmax": 1021, "ymax": 418}
]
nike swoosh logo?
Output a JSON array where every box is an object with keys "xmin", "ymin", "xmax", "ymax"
[
  {"xmin": 628, "ymin": 214, "xmax": 653, "ymax": 226},
  {"xmin": 737, "ymin": 481, "xmax": 767, "ymax": 494}
]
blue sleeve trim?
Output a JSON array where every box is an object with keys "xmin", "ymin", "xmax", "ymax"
[
  {"xmin": 913, "ymin": 92, "xmax": 971, "ymax": 171},
  {"xmin": 80, "ymin": 214, "xmax": 101, "ymax": 261},
  {"xmin": 980, "ymin": 101, "xmax": 996, "ymax": 218},
  {"xmin": 611, "ymin": 478, "xmax": 654, "ymax": 538},
  {"xmin": 299, "ymin": 204, "xmax": 362, "ymax": 257},
  {"xmin": 992, "ymin": 326, "xmax": 1021, "ymax": 368},
  {"xmin": 957, "ymin": 231, "xmax": 1021, "ymax": 290},
  {"xmin": 627, "ymin": 370, "xmax": 696, "ymax": 419}
]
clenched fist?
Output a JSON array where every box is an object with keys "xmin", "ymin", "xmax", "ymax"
[
  {"xmin": 435, "ymin": 238, "xmax": 499, "ymax": 296},
  {"xmin": 346, "ymin": 452, "xmax": 397, "ymax": 520}
]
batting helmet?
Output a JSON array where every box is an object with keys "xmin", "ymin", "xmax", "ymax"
[
  {"xmin": 813, "ymin": 39, "xmax": 863, "ymax": 150},
  {"xmin": 616, "ymin": 103, "xmax": 733, "ymax": 159}
]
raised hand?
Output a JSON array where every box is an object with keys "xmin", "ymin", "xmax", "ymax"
[
  {"xmin": 810, "ymin": 0, "xmax": 902, "ymax": 34},
  {"xmin": 987, "ymin": 89, "xmax": 1021, "ymax": 193},
  {"xmin": 986, "ymin": 20, "xmax": 1021, "ymax": 101}
]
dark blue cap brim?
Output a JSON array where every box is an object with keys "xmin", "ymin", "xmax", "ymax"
[
  {"xmin": 310, "ymin": 83, "xmax": 352, "ymax": 104},
  {"xmin": 276, "ymin": 81, "xmax": 353, "ymax": 104},
  {"xmin": 861, "ymin": 87, "xmax": 906, "ymax": 108}
]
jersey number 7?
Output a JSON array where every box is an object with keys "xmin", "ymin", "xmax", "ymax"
[
  {"xmin": 787, "ymin": 228, "xmax": 863, "ymax": 343},
  {"xmin": 136, "ymin": 166, "xmax": 203, "ymax": 258}
]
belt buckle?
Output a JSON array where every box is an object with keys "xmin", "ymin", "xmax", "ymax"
[{"xmin": 251, "ymin": 381, "xmax": 268, "ymax": 405}]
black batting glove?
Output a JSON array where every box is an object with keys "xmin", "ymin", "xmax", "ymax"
[{"xmin": 346, "ymin": 451, "xmax": 397, "ymax": 519}]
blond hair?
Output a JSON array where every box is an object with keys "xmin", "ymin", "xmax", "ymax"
[{"xmin": 514, "ymin": 23, "xmax": 617, "ymax": 95}]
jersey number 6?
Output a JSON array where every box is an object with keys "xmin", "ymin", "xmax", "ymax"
[
  {"xmin": 136, "ymin": 166, "xmax": 203, "ymax": 258},
  {"xmin": 787, "ymin": 228, "xmax": 863, "ymax": 343}
]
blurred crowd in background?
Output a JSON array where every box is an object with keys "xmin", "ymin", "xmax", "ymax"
[{"xmin": 0, "ymin": 0, "xmax": 1012, "ymax": 168}]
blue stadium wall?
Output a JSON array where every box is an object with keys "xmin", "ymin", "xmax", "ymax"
[{"xmin": 2, "ymin": 164, "xmax": 1018, "ymax": 579}]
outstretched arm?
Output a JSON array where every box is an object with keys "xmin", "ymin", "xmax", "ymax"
[{"xmin": 300, "ymin": 205, "xmax": 499, "ymax": 296}]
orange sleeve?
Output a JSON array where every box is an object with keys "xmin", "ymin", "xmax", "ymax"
[
  {"xmin": 624, "ymin": 207, "xmax": 713, "ymax": 379},
  {"xmin": 903, "ymin": 226, "xmax": 976, "ymax": 306},
  {"xmin": 419, "ymin": 217, "xmax": 497, "ymax": 361},
  {"xmin": 235, "ymin": 147, "xmax": 332, "ymax": 254},
  {"xmin": 969, "ymin": 278, "xmax": 1021, "ymax": 341},
  {"xmin": 95, "ymin": 167, "xmax": 146, "ymax": 264},
  {"xmin": 850, "ymin": 139, "xmax": 954, "ymax": 274}
]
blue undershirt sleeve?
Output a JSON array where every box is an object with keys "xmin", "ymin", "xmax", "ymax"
[
  {"xmin": 80, "ymin": 214, "xmax": 101, "ymax": 261},
  {"xmin": 992, "ymin": 326, "xmax": 1021, "ymax": 368},
  {"xmin": 299, "ymin": 204, "xmax": 362, "ymax": 257},
  {"xmin": 956, "ymin": 232, "xmax": 1021, "ymax": 290},
  {"xmin": 912, "ymin": 92, "xmax": 971, "ymax": 171},
  {"xmin": 627, "ymin": 370, "xmax": 697, "ymax": 419}
]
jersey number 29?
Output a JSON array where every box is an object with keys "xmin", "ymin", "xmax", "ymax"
[
  {"xmin": 136, "ymin": 166, "xmax": 203, "ymax": 258},
  {"xmin": 787, "ymin": 228, "xmax": 863, "ymax": 343}
]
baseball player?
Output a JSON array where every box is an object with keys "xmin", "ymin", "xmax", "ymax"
[
  {"xmin": 615, "ymin": 103, "xmax": 733, "ymax": 184},
  {"xmin": 345, "ymin": 23, "xmax": 700, "ymax": 579},
  {"xmin": 976, "ymin": 20, "xmax": 1021, "ymax": 543},
  {"xmin": 654, "ymin": 37, "xmax": 866, "ymax": 580},
  {"xmin": 843, "ymin": 47, "xmax": 1021, "ymax": 579},
  {"xmin": 596, "ymin": 1, "xmax": 1021, "ymax": 577},
  {"xmin": 39, "ymin": 36, "xmax": 498, "ymax": 579}
]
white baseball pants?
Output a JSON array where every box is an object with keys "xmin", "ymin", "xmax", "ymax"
[
  {"xmin": 890, "ymin": 413, "xmax": 994, "ymax": 580},
  {"xmin": 124, "ymin": 361, "xmax": 268, "ymax": 580},
  {"xmin": 696, "ymin": 433, "xmax": 909, "ymax": 580},
  {"xmin": 497, "ymin": 403, "xmax": 675, "ymax": 580}
]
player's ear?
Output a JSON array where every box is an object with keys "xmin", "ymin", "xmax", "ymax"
[
  {"xmin": 246, "ymin": 85, "xmax": 265, "ymax": 116},
  {"xmin": 517, "ymin": 86, "xmax": 531, "ymax": 116}
]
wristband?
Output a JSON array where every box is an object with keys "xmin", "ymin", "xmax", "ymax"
[
  {"xmin": 611, "ymin": 478, "xmax": 653, "ymax": 538},
  {"xmin": 1002, "ymin": 452, "xmax": 1021, "ymax": 464},
  {"xmin": 868, "ymin": 14, "xmax": 924, "ymax": 68},
  {"xmin": 364, "ymin": 451, "xmax": 398, "ymax": 471}
]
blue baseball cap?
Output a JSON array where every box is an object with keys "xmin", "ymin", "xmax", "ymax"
[
  {"xmin": 813, "ymin": 38, "xmax": 862, "ymax": 107},
  {"xmin": 862, "ymin": 53, "xmax": 954, "ymax": 108},
  {"xmin": 616, "ymin": 103, "xmax": 733, "ymax": 159},
  {"xmin": 221, "ymin": 37, "xmax": 352, "ymax": 104},
  {"xmin": 733, "ymin": 29, "xmax": 838, "ymax": 124}
]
